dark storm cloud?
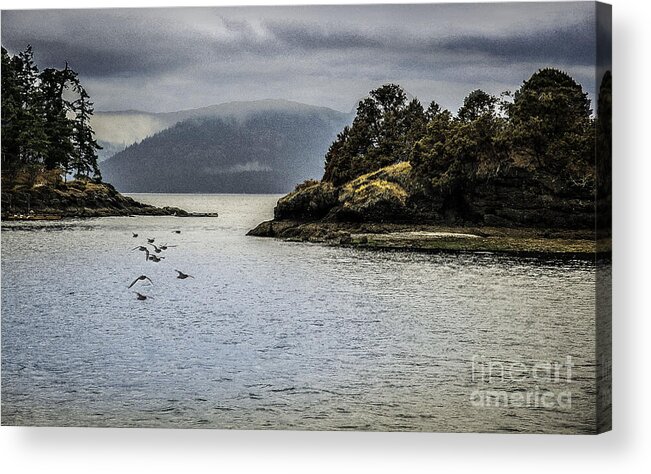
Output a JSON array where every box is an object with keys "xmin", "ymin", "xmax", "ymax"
[
  {"xmin": 0, "ymin": 3, "xmax": 603, "ymax": 113},
  {"xmin": 264, "ymin": 17, "xmax": 595, "ymax": 66},
  {"xmin": 436, "ymin": 23, "xmax": 596, "ymax": 66},
  {"xmin": 3, "ymin": 19, "xmax": 594, "ymax": 78},
  {"xmin": 17, "ymin": 39, "xmax": 182, "ymax": 77},
  {"xmin": 264, "ymin": 21, "xmax": 385, "ymax": 51}
]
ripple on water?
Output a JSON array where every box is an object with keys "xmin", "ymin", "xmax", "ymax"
[{"xmin": 1, "ymin": 194, "xmax": 599, "ymax": 432}]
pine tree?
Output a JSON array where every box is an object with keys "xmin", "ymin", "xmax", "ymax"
[
  {"xmin": 13, "ymin": 45, "xmax": 49, "ymax": 169},
  {"xmin": 506, "ymin": 68, "xmax": 592, "ymax": 170},
  {"xmin": 1, "ymin": 47, "xmax": 21, "ymax": 176},
  {"xmin": 1, "ymin": 45, "xmax": 103, "ymax": 184},
  {"xmin": 39, "ymin": 65, "xmax": 77, "ymax": 176},
  {"xmin": 71, "ymin": 84, "xmax": 102, "ymax": 179},
  {"xmin": 323, "ymin": 84, "xmax": 425, "ymax": 185}
]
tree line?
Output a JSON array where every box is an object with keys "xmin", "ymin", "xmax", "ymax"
[
  {"xmin": 1, "ymin": 45, "xmax": 102, "ymax": 184},
  {"xmin": 322, "ymin": 68, "xmax": 609, "ymax": 196}
]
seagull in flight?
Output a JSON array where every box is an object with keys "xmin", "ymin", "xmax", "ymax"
[
  {"xmin": 132, "ymin": 233, "xmax": 138, "ymax": 238},
  {"xmin": 147, "ymin": 238, "xmax": 155, "ymax": 243},
  {"xmin": 132, "ymin": 246, "xmax": 150, "ymax": 260},
  {"xmin": 128, "ymin": 275, "xmax": 153, "ymax": 288},
  {"xmin": 175, "ymin": 270, "xmax": 194, "ymax": 279},
  {"xmin": 148, "ymin": 243, "xmax": 162, "ymax": 253}
]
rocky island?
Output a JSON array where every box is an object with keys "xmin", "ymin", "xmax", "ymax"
[
  {"xmin": 249, "ymin": 69, "xmax": 612, "ymax": 257},
  {"xmin": 1, "ymin": 178, "xmax": 190, "ymax": 220},
  {"xmin": 0, "ymin": 46, "xmax": 199, "ymax": 221},
  {"xmin": 247, "ymin": 162, "xmax": 603, "ymax": 256}
]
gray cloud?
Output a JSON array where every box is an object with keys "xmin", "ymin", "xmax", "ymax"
[{"xmin": 1, "ymin": 3, "xmax": 603, "ymax": 113}]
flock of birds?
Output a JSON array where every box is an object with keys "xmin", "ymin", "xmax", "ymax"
[{"xmin": 127, "ymin": 229, "xmax": 193, "ymax": 300}]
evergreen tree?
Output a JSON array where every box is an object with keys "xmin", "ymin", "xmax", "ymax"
[
  {"xmin": 39, "ymin": 65, "xmax": 77, "ymax": 175},
  {"xmin": 1, "ymin": 45, "xmax": 102, "ymax": 184},
  {"xmin": 13, "ymin": 45, "xmax": 49, "ymax": 168},
  {"xmin": 322, "ymin": 126, "xmax": 352, "ymax": 184},
  {"xmin": 410, "ymin": 101, "xmax": 454, "ymax": 183},
  {"xmin": 506, "ymin": 68, "xmax": 592, "ymax": 170},
  {"xmin": 71, "ymin": 84, "xmax": 102, "ymax": 179},
  {"xmin": 1, "ymin": 47, "xmax": 21, "ymax": 175},
  {"xmin": 457, "ymin": 90, "xmax": 498, "ymax": 122},
  {"xmin": 596, "ymin": 70, "xmax": 612, "ymax": 191},
  {"xmin": 323, "ymin": 84, "xmax": 426, "ymax": 185}
]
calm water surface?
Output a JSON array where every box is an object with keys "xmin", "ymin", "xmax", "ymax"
[{"xmin": 1, "ymin": 194, "xmax": 597, "ymax": 432}]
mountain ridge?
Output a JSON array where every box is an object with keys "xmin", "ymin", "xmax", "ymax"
[
  {"xmin": 92, "ymin": 99, "xmax": 351, "ymax": 161},
  {"xmin": 99, "ymin": 102, "xmax": 353, "ymax": 194}
]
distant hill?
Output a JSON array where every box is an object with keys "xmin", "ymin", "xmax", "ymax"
[
  {"xmin": 99, "ymin": 101, "xmax": 352, "ymax": 193},
  {"xmin": 92, "ymin": 111, "xmax": 170, "ymax": 161},
  {"xmin": 92, "ymin": 99, "xmax": 352, "ymax": 162}
]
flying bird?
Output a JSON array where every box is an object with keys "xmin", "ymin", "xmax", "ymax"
[
  {"xmin": 175, "ymin": 270, "xmax": 194, "ymax": 279},
  {"xmin": 132, "ymin": 246, "xmax": 150, "ymax": 260},
  {"xmin": 149, "ymin": 255, "xmax": 165, "ymax": 263},
  {"xmin": 159, "ymin": 244, "xmax": 177, "ymax": 250},
  {"xmin": 128, "ymin": 275, "xmax": 153, "ymax": 288},
  {"xmin": 148, "ymin": 243, "xmax": 162, "ymax": 253},
  {"xmin": 147, "ymin": 238, "xmax": 155, "ymax": 243},
  {"xmin": 132, "ymin": 233, "xmax": 138, "ymax": 238}
]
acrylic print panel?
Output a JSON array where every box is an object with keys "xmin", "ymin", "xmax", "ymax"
[{"xmin": 0, "ymin": 2, "xmax": 611, "ymax": 433}]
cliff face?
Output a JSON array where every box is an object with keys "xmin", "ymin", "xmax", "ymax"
[
  {"xmin": 466, "ymin": 167, "xmax": 595, "ymax": 229},
  {"xmin": 264, "ymin": 161, "xmax": 595, "ymax": 231},
  {"xmin": 1, "ymin": 180, "xmax": 188, "ymax": 219}
]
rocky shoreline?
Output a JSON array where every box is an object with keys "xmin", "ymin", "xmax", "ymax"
[
  {"xmin": 0, "ymin": 180, "xmax": 213, "ymax": 220},
  {"xmin": 247, "ymin": 220, "xmax": 606, "ymax": 258},
  {"xmin": 246, "ymin": 160, "xmax": 607, "ymax": 258}
]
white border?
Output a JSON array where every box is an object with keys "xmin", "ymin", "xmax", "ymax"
[{"xmin": 1, "ymin": 1, "xmax": 649, "ymax": 472}]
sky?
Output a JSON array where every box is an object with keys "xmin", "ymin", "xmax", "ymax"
[{"xmin": 1, "ymin": 2, "xmax": 607, "ymax": 114}]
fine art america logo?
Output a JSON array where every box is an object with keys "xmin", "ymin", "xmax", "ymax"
[{"xmin": 469, "ymin": 355, "xmax": 574, "ymax": 409}]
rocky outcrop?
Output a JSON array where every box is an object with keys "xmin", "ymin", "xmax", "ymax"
[
  {"xmin": 246, "ymin": 219, "xmax": 601, "ymax": 256},
  {"xmin": 274, "ymin": 162, "xmax": 415, "ymax": 223},
  {"xmin": 274, "ymin": 181, "xmax": 339, "ymax": 221},
  {"xmin": 265, "ymin": 161, "xmax": 596, "ymax": 230},
  {"xmin": 330, "ymin": 162, "xmax": 412, "ymax": 222},
  {"xmin": 1, "ymin": 180, "xmax": 189, "ymax": 219},
  {"xmin": 248, "ymin": 159, "xmax": 605, "ymax": 255},
  {"xmin": 463, "ymin": 166, "xmax": 596, "ymax": 229}
]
